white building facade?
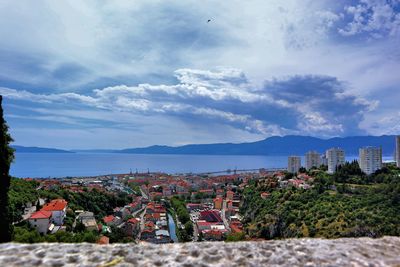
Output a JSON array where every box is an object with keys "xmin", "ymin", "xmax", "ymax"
[
  {"xmin": 326, "ymin": 148, "xmax": 345, "ymax": 174},
  {"xmin": 359, "ymin": 147, "xmax": 382, "ymax": 175},
  {"xmin": 28, "ymin": 210, "xmax": 52, "ymax": 234}
]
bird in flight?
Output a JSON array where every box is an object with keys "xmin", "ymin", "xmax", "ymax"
[{"xmin": 207, "ymin": 19, "xmax": 211, "ymax": 23}]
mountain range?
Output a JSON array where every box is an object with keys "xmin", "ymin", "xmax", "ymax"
[
  {"xmin": 12, "ymin": 145, "xmax": 74, "ymax": 153},
  {"xmin": 12, "ymin": 135, "xmax": 398, "ymax": 156}
]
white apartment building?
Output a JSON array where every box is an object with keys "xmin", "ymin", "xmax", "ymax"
[
  {"xmin": 288, "ymin": 156, "xmax": 301, "ymax": 173},
  {"xmin": 396, "ymin": 136, "xmax": 400, "ymax": 168},
  {"xmin": 359, "ymin": 147, "xmax": 382, "ymax": 175},
  {"xmin": 28, "ymin": 210, "xmax": 52, "ymax": 234},
  {"xmin": 326, "ymin": 148, "xmax": 345, "ymax": 174},
  {"xmin": 305, "ymin": 151, "xmax": 321, "ymax": 170}
]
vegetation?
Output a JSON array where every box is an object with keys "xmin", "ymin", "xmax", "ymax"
[
  {"xmin": 38, "ymin": 188, "xmax": 132, "ymax": 220},
  {"xmin": 169, "ymin": 196, "xmax": 193, "ymax": 242},
  {"xmin": 8, "ymin": 178, "xmax": 39, "ymax": 222},
  {"xmin": 0, "ymin": 95, "xmax": 15, "ymax": 242},
  {"xmin": 13, "ymin": 222, "xmax": 99, "ymax": 243},
  {"xmin": 225, "ymin": 232, "xmax": 246, "ymax": 242},
  {"xmin": 241, "ymin": 165, "xmax": 400, "ymax": 239}
]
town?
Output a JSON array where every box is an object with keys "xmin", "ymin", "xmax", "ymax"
[{"xmin": 15, "ymin": 136, "xmax": 400, "ymax": 244}]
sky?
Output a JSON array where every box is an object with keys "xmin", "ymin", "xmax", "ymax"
[{"xmin": 0, "ymin": 0, "xmax": 399, "ymax": 149}]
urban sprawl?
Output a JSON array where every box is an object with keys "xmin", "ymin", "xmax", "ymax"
[{"xmin": 24, "ymin": 136, "xmax": 400, "ymax": 244}]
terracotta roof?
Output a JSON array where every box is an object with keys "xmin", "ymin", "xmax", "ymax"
[
  {"xmin": 41, "ymin": 199, "xmax": 67, "ymax": 211},
  {"xmin": 127, "ymin": 218, "xmax": 139, "ymax": 224},
  {"xmin": 97, "ymin": 236, "xmax": 109, "ymax": 245},
  {"xmin": 103, "ymin": 215, "xmax": 115, "ymax": 223},
  {"xmin": 29, "ymin": 210, "xmax": 52, "ymax": 219}
]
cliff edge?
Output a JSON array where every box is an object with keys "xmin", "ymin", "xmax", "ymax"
[{"xmin": 0, "ymin": 236, "xmax": 399, "ymax": 266}]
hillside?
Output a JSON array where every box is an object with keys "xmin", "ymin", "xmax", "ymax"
[
  {"xmin": 119, "ymin": 135, "xmax": 397, "ymax": 156},
  {"xmin": 12, "ymin": 146, "xmax": 73, "ymax": 153}
]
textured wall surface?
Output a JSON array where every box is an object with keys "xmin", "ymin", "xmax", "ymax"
[{"xmin": 0, "ymin": 236, "xmax": 399, "ymax": 266}]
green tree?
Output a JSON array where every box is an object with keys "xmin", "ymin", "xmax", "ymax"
[{"xmin": 0, "ymin": 96, "xmax": 14, "ymax": 242}]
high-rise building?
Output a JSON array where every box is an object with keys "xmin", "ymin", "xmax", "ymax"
[
  {"xmin": 326, "ymin": 148, "xmax": 345, "ymax": 174},
  {"xmin": 305, "ymin": 151, "xmax": 321, "ymax": 170},
  {"xmin": 396, "ymin": 136, "xmax": 400, "ymax": 168},
  {"xmin": 288, "ymin": 156, "xmax": 301, "ymax": 173},
  {"xmin": 359, "ymin": 147, "xmax": 382, "ymax": 175},
  {"xmin": 321, "ymin": 154, "xmax": 328, "ymax": 166}
]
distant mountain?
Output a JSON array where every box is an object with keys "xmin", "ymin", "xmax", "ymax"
[
  {"xmin": 13, "ymin": 135, "xmax": 398, "ymax": 156},
  {"xmin": 12, "ymin": 145, "xmax": 74, "ymax": 153},
  {"xmin": 118, "ymin": 135, "xmax": 398, "ymax": 156},
  {"xmin": 70, "ymin": 149, "xmax": 119, "ymax": 153}
]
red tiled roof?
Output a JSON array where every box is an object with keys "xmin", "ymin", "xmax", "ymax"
[
  {"xmin": 97, "ymin": 236, "xmax": 109, "ymax": 245},
  {"xmin": 127, "ymin": 218, "xmax": 139, "ymax": 224},
  {"xmin": 103, "ymin": 215, "xmax": 115, "ymax": 223},
  {"xmin": 29, "ymin": 210, "xmax": 52, "ymax": 219},
  {"xmin": 41, "ymin": 199, "xmax": 67, "ymax": 211}
]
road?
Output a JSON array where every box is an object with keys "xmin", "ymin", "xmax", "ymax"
[{"xmin": 221, "ymin": 200, "xmax": 231, "ymax": 232}]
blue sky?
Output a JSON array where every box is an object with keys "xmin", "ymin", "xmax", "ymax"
[{"xmin": 1, "ymin": 0, "xmax": 400, "ymax": 149}]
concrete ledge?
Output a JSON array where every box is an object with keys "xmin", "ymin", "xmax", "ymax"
[{"xmin": 0, "ymin": 236, "xmax": 399, "ymax": 266}]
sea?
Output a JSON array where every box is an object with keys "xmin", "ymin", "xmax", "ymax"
[{"xmin": 10, "ymin": 153, "xmax": 393, "ymax": 178}]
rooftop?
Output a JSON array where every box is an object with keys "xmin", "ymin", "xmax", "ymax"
[
  {"xmin": 29, "ymin": 210, "xmax": 52, "ymax": 219},
  {"xmin": 41, "ymin": 199, "xmax": 68, "ymax": 212}
]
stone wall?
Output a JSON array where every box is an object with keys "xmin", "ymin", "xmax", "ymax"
[{"xmin": 0, "ymin": 236, "xmax": 399, "ymax": 266}]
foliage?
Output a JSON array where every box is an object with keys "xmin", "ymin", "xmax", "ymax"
[
  {"xmin": 39, "ymin": 188, "xmax": 132, "ymax": 220},
  {"xmin": 0, "ymin": 95, "xmax": 14, "ymax": 242},
  {"xmin": 13, "ymin": 223, "xmax": 99, "ymax": 243},
  {"xmin": 169, "ymin": 197, "xmax": 193, "ymax": 242},
  {"xmin": 8, "ymin": 178, "xmax": 39, "ymax": 222},
  {"xmin": 334, "ymin": 160, "xmax": 365, "ymax": 183},
  {"xmin": 241, "ymin": 168, "xmax": 400, "ymax": 239},
  {"xmin": 225, "ymin": 232, "xmax": 246, "ymax": 242},
  {"xmin": 105, "ymin": 225, "xmax": 134, "ymax": 243}
]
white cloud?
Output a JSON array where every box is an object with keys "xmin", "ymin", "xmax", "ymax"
[
  {"xmin": 1, "ymin": 68, "xmax": 377, "ymax": 139},
  {"xmin": 338, "ymin": 0, "xmax": 400, "ymax": 37}
]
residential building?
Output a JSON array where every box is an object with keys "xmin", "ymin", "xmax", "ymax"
[
  {"xmin": 28, "ymin": 210, "xmax": 52, "ymax": 234},
  {"xmin": 396, "ymin": 136, "xmax": 400, "ymax": 168},
  {"xmin": 305, "ymin": 151, "xmax": 321, "ymax": 170},
  {"xmin": 41, "ymin": 199, "xmax": 68, "ymax": 226},
  {"xmin": 326, "ymin": 148, "xmax": 345, "ymax": 174},
  {"xmin": 226, "ymin": 190, "xmax": 234, "ymax": 200},
  {"xmin": 359, "ymin": 147, "xmax": 382, "ymax": 175},
  {"xmin": 287, "ymin": 156, "xmax": 301, "ymax": 173},
  {"xmin": 321, "ymin": 154, "xmax": 328, "ymax": 166},
  {"xmin": 125, "ymin": 218, "xmax": 140, "ymax": 236},
  {"xmin": 213, "ymin": 197, "xmax": 223, "ymax": 210},
  {"xmin": 76, "ymin": 211, "xmax": 98, "ymax": 231}
]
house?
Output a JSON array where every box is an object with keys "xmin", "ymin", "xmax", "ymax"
[
  {"xmin": 260, "ymin": 192, "xmax": 270, "ymax": 200},
  {"xmin": 226, "ymin": 200, "xmax": 233, "ymax": 209},
  {"xmin": 213, "ymin": 197, "xmax": 223, "ymax": 210},
  {"xmin": 76, "ymin": 211, "xmax": 98, "ymax": 231},
  {"xmin": 202, "ymin": 229, "xmax": 227, "ymax": 241},
  {"xmin": 200, "ymin": 210, "xmax": 223, "ymax": 223},
  {"xmin": 186, "ymin": 203, "xmax": 203, "ymax": 212},
  {"xmin": 141, "ymin": 229, "xmax": 156, "ymax": 240},
  {"xmin": 125, "ymin": 218, "xmax": 140, "ymax": 236},
  {"xmin": 97, "ymin": 236, "xmax": 110, "ymax": 245},
  {"xmin": 226, "ymin": 190, "xmax": 234, "ymax": 200},
  {"xmin": 230, "ymin": 221, "xmax": 244, "ymax": 233},
  {"xmin": 41, "ymin": 199, "xmax": 68, "ymax": 226},
  {"xmin": 28, "ymin": 210, "xmax": 52, "ymax": 234},
  {"xmin": 103, "ymin": 215, "xmax": 121, "ymax": 226},
  {"xmin": 197, "ymin": 221, "xmax": 212, "ymax": 231}
]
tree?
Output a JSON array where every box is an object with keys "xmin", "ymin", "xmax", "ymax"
[{"xmin": 0, "ymin": 95, "xmax": 14, "ymax": 242}]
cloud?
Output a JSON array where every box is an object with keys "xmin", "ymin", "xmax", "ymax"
[
  {"xmin": 338, "ymin": 0, "xmax": 400, "ymax": 38},
  {"xmin": 1, "ymin": 68, "xmax": 376, "ymax": 138}
]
